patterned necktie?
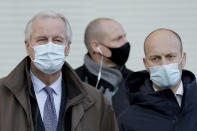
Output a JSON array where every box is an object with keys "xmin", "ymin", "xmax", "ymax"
[{"xmin": 43, "ymin": 87, "xmax": 58, "ymax": 131}]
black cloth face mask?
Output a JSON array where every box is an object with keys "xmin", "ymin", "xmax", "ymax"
[{"xmin": 102, "ymin": 42, "xmax": 131, "ymax": 66}]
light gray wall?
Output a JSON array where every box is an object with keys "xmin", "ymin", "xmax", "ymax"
[{"xmin": 0, "ymin": 0, "xmax": 197, "ymax": 77}]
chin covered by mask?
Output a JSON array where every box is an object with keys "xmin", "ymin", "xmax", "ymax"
[
  {"xmin": 106, "ymin": 42, "xmax": 130, "ymax": 66},
  {"xmin": 148, "ymin": 59, "xmax": 183, "ymax": 89},
  {"xmin": 95, "ymin": 42, "xmax": 130, "ymax": 89},
  {"xmin": 30, "ymin": 42, "xmax": 66, "ymax": 74}
]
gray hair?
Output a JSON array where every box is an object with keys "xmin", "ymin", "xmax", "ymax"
[{"xmin": 24, "ymin": 10, "xmax": 72, "ymax": 43}]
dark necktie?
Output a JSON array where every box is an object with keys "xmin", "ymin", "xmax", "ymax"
[{"xmin": 43, "ymin": 87, "xmax": 58, "ymax": 131}]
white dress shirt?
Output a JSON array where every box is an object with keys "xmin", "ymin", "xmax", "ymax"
[
  {"xmin": 153, "ymin": 82, "xmax": 184, "ymax": 107},
  {"xmin": 30, "ymin": 70, "xmax": 62, "ymax": 120},
  {"xmin": 175, "ymin": 82, "xmax": 183, "ymax": 107}
]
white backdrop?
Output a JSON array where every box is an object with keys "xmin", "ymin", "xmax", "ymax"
[{"xmin": 0, "ymin": 0, "xmax": 197, "ymax": 77}]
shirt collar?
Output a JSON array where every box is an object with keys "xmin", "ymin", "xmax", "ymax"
[
  {"xmin": 153, "ymin": 81, "xmax": 184, "ymax": 96},
  {"xmin": 30, "ymin": 70, "xmax": 62, "ymax": 95},
  {"xmin": 176, "ymin": 81, "xmax": 183, "ymax": 96}
]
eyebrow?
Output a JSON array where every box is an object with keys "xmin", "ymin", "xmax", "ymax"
[
  {"xmin": 53, "ymin": 36, "xmax": 65, "ymax": 40},
  {"xmin": 34, "ymin": 36, "xmax": 47, "ymax": 39},
  {"xmin": 111, "ymin": 33, "xmax": 126, "ymax": 41},
  {"xmin": 33, "ymin": 35, "xmax": 65, "ymax": 39},
  {"xmin": 166, "ymin": 52, "xmax": 177, "ymax": 55},
  {"xmin": 149, "ymin": 52, "xmax": 178, "ymax": 58},
  {"xmin": 149, "ymin": 55, "xmax": 161, "ymax": 58}
]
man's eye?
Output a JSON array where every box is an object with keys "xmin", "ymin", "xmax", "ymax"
[
  {"xmin": 37, "ymin": 39, "xmax": 46, "ymax": 42},
  {"xmin": 118, "ymin": 36, "xmax": 122, "ymax": 40},
  {"xmin": 168, "ymin": 55, "xmax": 175, "ymax": 59},
  {"xmin": 117, "ymin": 36, "xmax": 124, "ymax": 41},
  {"xmin": 55, "ymin": 39, "xmax": 62, "ymax": 42},
  {"xmin": 151, "ymin": 57, "xmax": 159, "ymax": 62}
]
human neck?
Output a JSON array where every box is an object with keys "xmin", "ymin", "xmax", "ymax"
[
  {"xmin": 153, "ymin": 80, "xmax": 181, "ymax": 94},
  {"xmin": 31, "ymin": 61, "xmax": 61, "ymax": 86}
]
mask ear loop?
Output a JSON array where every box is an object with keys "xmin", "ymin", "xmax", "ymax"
[
  {"xmin": 28, "ymin": 43, "xmax": 35, "ymax": 61},
  {"xmin": 178, "ymin": 53, "xmax": 185, "ymax": 69},
  {"xmin": 95, "ymin": 47, "xmax": 103, "ymax": 89},
  {"xmin": 145, "ymin": 57, "xmax": 151, "ymax": 69}
]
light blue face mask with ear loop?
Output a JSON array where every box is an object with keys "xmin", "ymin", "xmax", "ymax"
[
  {"xmin": 148, "ymin": 56, "xmax": 183, "ymax": 89},
  {"xmin": 30, "ymin": 42, "xmax": 66, "ymax": 74}
]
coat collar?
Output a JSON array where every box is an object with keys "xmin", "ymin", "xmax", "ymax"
[
  {"xmin": 128, "ymin": 70, "xmax": 197, "ymax": 116},
  {"xmin": 3, "ymin": 56, "xmax": 92, "ymax": 103},
  {"xmin": 3, "ymin": 56, "xmax": 31, "ymax": 109}
]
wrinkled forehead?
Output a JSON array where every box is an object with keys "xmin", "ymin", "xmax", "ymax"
[
  {"xmin": 144, "ymin": 30, "xmax": 182, "ymax": 56},
  {"xmin": 31, "ymin": 18, "xmax": 67, "ymax": 37}
]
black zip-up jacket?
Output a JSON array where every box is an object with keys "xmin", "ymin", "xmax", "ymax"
[
  {"xmin": 118, "ymin": 70, "xmax": 197, "ymax": 131},
  {"xmin": 75, "ymin": 64, "xmax": 133, "ymax": 116}
]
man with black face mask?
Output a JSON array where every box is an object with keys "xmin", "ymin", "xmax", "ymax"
[{"xmin": 75, "ymin": 18, "xmax": 133, "ymax": 116}]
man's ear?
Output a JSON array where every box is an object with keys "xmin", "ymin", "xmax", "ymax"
[
  {"xmin": 90, "ymin": 40, "xmax": 100, "ymax": 54},
  {"xmin": 25, "ymin": 40, "xmax": 30, "ymax": 55},
  {"xmin": 143, "ymin": 57, "xmax": 150, "ymax": 72},
  {"xmin": 65, "ymin": 42, "xmax": 71, "ymax": 56}
]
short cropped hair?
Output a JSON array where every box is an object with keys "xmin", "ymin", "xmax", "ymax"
[{"xmin": 84, "ymin": 18, "xmax": 114, "ymax": 49}]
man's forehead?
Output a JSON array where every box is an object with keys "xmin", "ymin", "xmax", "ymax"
[
  {"xmin": 145, "ymin": 30, "xmax": 182, "ymax": 56},
  {"xmin": 31, "ymin": 18, "xmax": 67, "ymax": 36},
  {"xmin": 32, "ymin": 17, "xmax": 66, "ymax": 30},
  {"xmin": 147, "ymin": 47, "xmax": 179, "ymax": 57},
  {"xmin": 101, "ymin": 21, "xmax": 125, "ymax": 40}
]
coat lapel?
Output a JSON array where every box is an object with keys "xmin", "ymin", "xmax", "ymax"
[
  {"xmin": 71, "ymin": 104, "xmax": 84, "ymax": 131},
  {"xmin": 69, "ymin": 96, "xmax": 96, "ymax": 131}
]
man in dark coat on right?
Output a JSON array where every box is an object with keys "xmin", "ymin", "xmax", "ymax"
[{"xmin": 118, "ymin": 28, "xmax": 197, "ymax": 131}]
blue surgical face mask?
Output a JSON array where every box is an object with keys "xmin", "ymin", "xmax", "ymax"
[
  {"xmin": 30, "ymin": 42, "xmax": 66, "ymax": 74},
  {"xmin": 148, "ymin": 58, "xmax": 183, "ymax": 89}
]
